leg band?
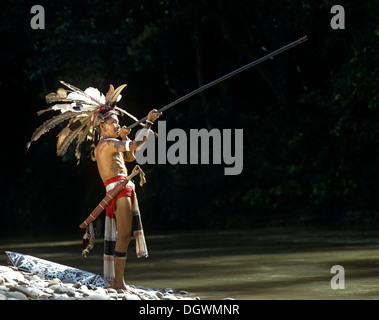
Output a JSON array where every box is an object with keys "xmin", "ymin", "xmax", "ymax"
[{"xmin": 114, "ymin": 250, "xmax": 127, "ymax": 259}]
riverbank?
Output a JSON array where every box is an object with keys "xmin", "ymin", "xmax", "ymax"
[
  {"xmin": 2, "ymin": 228, "xmax": 379, "ymax": 299},
  {"xmin": 0, "ymin": 265, "xmax": 200, "ymax": 300}
]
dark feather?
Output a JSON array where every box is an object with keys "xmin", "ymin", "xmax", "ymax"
[
  {"xmin": 75, "ymin": 117, "xmax": 93, "ymax": 163},
  {"xmin": 45, "ymin": 88, "xmax": 67, "ymax": 103},
  {"xmin": 56, "ymin": 117, "xmax": 79, "ymax": 149},
  {"xmin": 26, "ymin": 111, "xmax": 88, "ymax": 151},
  {"xmin": 56, "ymin": 118, "xmax": 89, "ymax": 156}
]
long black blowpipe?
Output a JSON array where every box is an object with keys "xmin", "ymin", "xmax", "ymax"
[{"xmin": 127, "ymin": 36, "xmax": 308, "ymax": 129}]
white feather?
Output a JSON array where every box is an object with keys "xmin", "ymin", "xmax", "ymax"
[
  {"xmin": 85, "ymin": 87, "xmax": 106, "ymax": 105},
  {"xmin": 50, "ymin": 103, "xmax": 75, "ymax": 113},
  {"xmin": 70, "ymin": 102, "xmax": 97, "ymax": 112},
  {"xmin": 50, "ymin": 103, "xmax": 96, "ymax": 113},
  {"xmin": 66, "ymin": 91, "xmax": 99, "ymax": 106}
]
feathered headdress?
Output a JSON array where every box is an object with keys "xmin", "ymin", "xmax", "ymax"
[{"xmin": 27, "ymin": 81, "xmax": 142, "ymax": 163}]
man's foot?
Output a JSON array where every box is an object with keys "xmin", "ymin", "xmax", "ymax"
[{"xmin": 113, "ymin": 281, "xmax": 127, "ymax": 291}]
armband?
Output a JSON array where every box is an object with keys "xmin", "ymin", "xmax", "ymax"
[{"xmin": 124, "ymin": 139, "xmax": 131, "ymax": 151}]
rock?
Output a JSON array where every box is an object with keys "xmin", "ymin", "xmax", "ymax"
[
  {"xmin": 18, "ymin": 279, "xmax": 30, "ymax": 286},
  {"xmin": 54, "ymin": 285, "xmax": 76, "ymax": 297},
  {"xmin": 86, "ymin": 293, "xmax": 110, "ymax": 300},
  {"xmin": 148, "ymin": 293, "xmax": 160, "ymax": 300},
  {"xmin": 106, "ymin": 288, "xmax": 117, "ymax": 294},
  {"xmin": 31, "ymin": 274, "xmax": 42, "ymax": 281},
  {"xmin": 9, "ymin": 285, "xmax": 49, "ymax": 299},
  {"xmin": 29, "ymin": 280, "xmax": 45, "ymax": 289},
  {"xmin": 2, "ymin": 270, "xmax": 24, "ymax": 284},
  {"xmin": 42, "ymin": 287, "xmax": 54, "ymax": 294},
  {"xmin": 0, "ymin": 266, "xmax": 15, "ymax": 273},
  {"xmin": 94, "ymin": 287, "xmax": 107, "ymax": 295},
  {"xmin": 47, "ymin": 283, "xmax": 60, "ymax": 290},
  {"xmin": 47, "ymin": 278, "xmax": 61, "ymax": 284},
  {"xmin": 10, "ymin": 285, "xmax": 39, "ymax": 298},
  {"xmin": 87, "ymin": 284, "xmax": 96, "ymax": 290},
  {"xmin": 122, "ymin": 293, "xmax": 141, "ymax": 300},
  {"xmin": 0, "ymin": 264, "xmax": 200, "ymax": 300},
  {"xmin": 30, "ymin": 287, "xmax": 50, "ymax": 298},
  {"xmin": 49, "ymin": 293, "xmax": 71, "ymax": 300},
  {"xmin": 2, "ymin": 276, "xmax": 17, "ymax": 286},
  {"xmin": 6, "ymin": 291, "xmax": 29, "ymax": 300},
  {"xmin": 8, "ymin": 266, "xmax": 19, "ymax": 272}
]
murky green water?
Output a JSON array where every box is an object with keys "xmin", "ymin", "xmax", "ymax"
[{"xmin": 1, "ymin": 228, "xmax": 379, "ymax": 300}]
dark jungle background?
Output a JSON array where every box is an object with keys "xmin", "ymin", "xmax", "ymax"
[{"xmin": 0, "ymin": 0, "xmax": 378, "ymax": 237}]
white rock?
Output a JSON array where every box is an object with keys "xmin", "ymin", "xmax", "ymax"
[
  {"xmin": 86, "ymin": 293, "xmax": 110, "ymax": 300},
  {"xmin": 0, "ymin": 266, "xmax": 15, "ymax": 273},
  {"xmin": 54, "ymin": 285, "xmax": 76, "ymax": 297},
  {"xmin": 10, "ymin": 285, "xmax": 34, "ymax": 298},
  {"xmin": 31, "ymin": 274, "xmax": 43, "ymax": 281},
  {"xmin": 2, "ymin": 270, "xmax": 24, "ymax": 282},
  {"xmin": 47, "ymin": 278, "xmax": 61, "ymax": 284},
  {"xmin": 94, "ymin": 287, "xmax": 107, "ymax": 295},
  {"xmin": 49, "ymin": 293, "xmax": 72, "ymax": 300},
  {"xmin": 122, "ymin": 293, "xmax": 141, "ymax": 300},
  {"xmin": 106, "ymin": 288, "xmax": 117, "ymax": 294},
  {"xmin": 42, "ymin": 287, "xmax": 54, "ymax": 294},
  {"xmin": 6, "ymin": 291, "xmax": 29, "ymax": 300}
]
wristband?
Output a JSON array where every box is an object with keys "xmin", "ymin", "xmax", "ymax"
[{"xmin": 146, "ymin": 119, "xmax": 154, "ymax": 125}]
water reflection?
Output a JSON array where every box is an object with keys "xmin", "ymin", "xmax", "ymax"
[{"xmin": 1, "ymin": 228, "xmax": 379, "ymax": 299}]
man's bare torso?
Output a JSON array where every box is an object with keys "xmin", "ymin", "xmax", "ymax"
[{"xmin": 95, "ymin": 139, "xmax": 129, "ymax": 182}]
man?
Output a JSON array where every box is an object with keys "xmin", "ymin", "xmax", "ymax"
[
  {"xmin": 27, "ymin": 81, "xmax": 161, "ymax": 289},
  {"xmin": 95, "ymin": 108, "xmax": 162, "ymax": 290}
]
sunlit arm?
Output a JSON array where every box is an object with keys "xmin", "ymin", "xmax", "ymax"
[{"xmin": 104, "ymin": 128, "xmax": 150, "ymax": 154}]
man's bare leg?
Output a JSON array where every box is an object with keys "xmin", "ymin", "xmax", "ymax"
[
  {"xmin": 113, "ymin": 256, "xmax": 127, "ymax": 290},
  {"xmin": 113, "ymin": 196, "xmax": 133, "ymax": 290}
]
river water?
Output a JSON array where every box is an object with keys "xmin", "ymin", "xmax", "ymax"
[{"xmin": 1, "ymin": 227, "xmax": 379, "ymax": 300}]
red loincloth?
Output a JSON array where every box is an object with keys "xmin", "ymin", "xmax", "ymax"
[{"xmin": 103, "ymin": 175, "xmax": 134, "ymax": 218}]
